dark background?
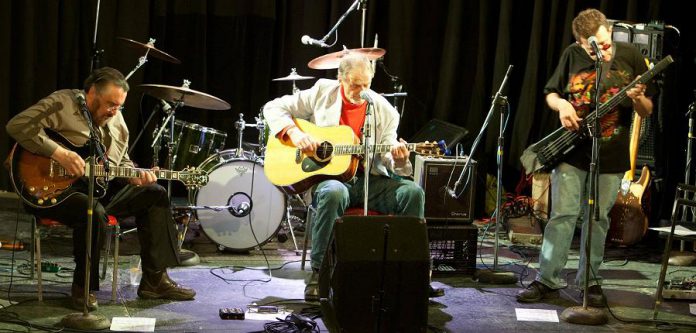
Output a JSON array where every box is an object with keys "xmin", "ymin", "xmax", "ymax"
[{"xmin": 1, "ymin": 0, "xmax": 694, "ymax": 223}]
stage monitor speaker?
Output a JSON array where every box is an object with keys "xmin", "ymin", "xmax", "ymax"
[
  {"xmin": 410, "ymin": 118, "xmax": 469, "ymax": 152},
  {"xmin": 318, "ymin": 216, "xmax": 430, "ymax": 333},
  {"xmin": 414, "ymin": 155, "xmax": 476, "ymax": 223}
]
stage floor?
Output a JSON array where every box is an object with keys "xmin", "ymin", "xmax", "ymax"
[{"xmin": 0, "ymin": 191, "xmax": 695, "ymax": 332}]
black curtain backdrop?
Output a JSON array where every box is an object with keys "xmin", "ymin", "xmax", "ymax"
[{"xmin": 1, "ymin": 0, "xmax": 694, "ymax": 221}]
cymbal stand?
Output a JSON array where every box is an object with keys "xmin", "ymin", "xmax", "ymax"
[
  {"xmin": 124, "ymin": 38, "xmax": 157, "ymax": 81},
  {"xmin": 151, "ymin": 97, "xmax": 183, "ymax": 197},
  {"xmin": 255, "ymin": 111, "xmax": 267, "ymax": 157},
  {"xmin": 234, "ymin": 113, "xmax": 247, "ymax": 158}
]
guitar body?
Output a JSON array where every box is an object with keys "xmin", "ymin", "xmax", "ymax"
[
  {"xmin": 9, "ymin": 130, "xmax": 106, "ymax": 208},
  {"xmin": 608, "ymin": 166, "xmax": 650, "ymax": 246},
  {"xmin": 264, "ymin": 119, "xmax": 360, "ymax": 194}
]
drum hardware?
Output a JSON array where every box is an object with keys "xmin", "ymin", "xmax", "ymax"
[
  {"xmin": 117, "ymin": 37, "xmax": 181, "ymax": 80},
  {"xmin": 234, "ymin": 113, "xmax": 267, "ymax": 159},
  {"xmin": 272, "ymin": 68, "xmax": 315, "ymax": 94}
]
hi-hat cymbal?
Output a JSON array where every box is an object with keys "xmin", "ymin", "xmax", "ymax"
[
  {"xmin": 138, "ymin": 83, "xmax": 230, "ymax": 110},
  {"xmin": 117, "ymin": 37, "xmax": 181, "ymax": 64},
  {"xmin": 308, "ymin": 48, "xmax": 386, "ymax": 70},
  {"xmin": 272, "ymin": 68, "xmax": 315, "ymax": 81}
]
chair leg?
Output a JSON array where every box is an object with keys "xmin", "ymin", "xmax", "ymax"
[
  {"xmin": 34, "ymin": 217, "xmax": 43, "ymax": 302},
  {"xmin": 112, "ymin": 225, "xmax": 121, "ymax": 302},
  {"xmin": 301, "ymin": 206, "xmax": 314, "ymax": 271},
  {"xmin": 102, "ymin": 224, "xmax": 114, "ymax": 280}
]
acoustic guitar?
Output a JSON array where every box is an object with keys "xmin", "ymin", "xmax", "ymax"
[
  {"xmin": 263, "ymin": 118, "xmax": 443, "ymax": 194},
  {"xmin": 607, "ymin": 112, "xmax": 650, "ymax": 246},
  {"xmin": 8, "ymin": 129, "xmax": 208, "ymax": 208}
]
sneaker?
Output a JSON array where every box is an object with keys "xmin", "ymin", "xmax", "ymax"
[
  {"xmin": 581, "ymin": 285, "xmax": 605, "ymax": 308},
  {"xmin": 516, "ymin": 281, "xmax": 557, "ymax": 303}
]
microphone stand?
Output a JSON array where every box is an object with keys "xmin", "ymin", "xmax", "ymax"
[
  {"xmin": 359, "ymin": 0, "xmax": 368, "ymax": 47},
  {"xmin": 362, "ymin": 102, "xmax": 373, "ymax": 216},
  {"xmin": 560, "ymin": 53, "xmax": 608, "ymax": 325},
  {"xmin": 447, "ymin": 65, "xmax": 515, "ymax": 284},
  {"xmin": 89, "ymin": 0, "xmax": 103, "ymax": 72},
  {"xmin": 315, "ymin": 0, "xmax": 361, "ymax": 47},
  {"xmin": 61, "ymin": 98, "xmax": 110, "ymax": 330}
]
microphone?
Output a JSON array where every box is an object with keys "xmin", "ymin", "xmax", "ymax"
[
  {"xmin": 236, "ymin": 202, "xmax": 250, "ymax": 215},
  {"xmin": 159, "ymin": 99, "xmax": 172, "ymax": 112},
  {"xmin": 75, "ymin": 91, "xmax": 86, "ymax": 105},
  {"xmin": 301, "ymin": 35, "xmax": 328, "ymax": 48},
  {"xmin": 359, "ymin": 90, "xmax": 374, "ymax": 104},
  {"xmin": 587, "ymin": 36, "xmax": 603, "ymax": 59}
]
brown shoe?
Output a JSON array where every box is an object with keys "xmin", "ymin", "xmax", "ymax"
[
  {"xmin": 71, "ymin": 284, "xmax": 98, "ymax": 311},
  {"xmin": 137, "ymin": 270, "xmax": 195, "ymax": 300}
]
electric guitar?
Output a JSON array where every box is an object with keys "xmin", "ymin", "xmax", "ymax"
[
  {"xmin": 520, "ymin": 55, "xmax": 674, "ymax": 174},
  {"xmin": 263, "ymin": 119, "xmax": 443, "ymax": 194},
  {"xmin": 8, "ymin": 129, "xmax": 209, "ymax": 208}
]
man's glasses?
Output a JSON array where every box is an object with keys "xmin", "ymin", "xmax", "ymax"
[{"xmin": 105, "ymin": 105, "xmax": 124, "ymax": 113}]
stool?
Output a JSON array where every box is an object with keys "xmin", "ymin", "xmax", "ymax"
[
  {"xmin": 30, "ymin": 215, "xmax": 120, "ymax": 302},
  {"xmin": 101, "ymin": 215, "xmax": 137, "ymax": 301},
  {"xmin": 300, "ymin": 206, "xmax": 382, "ymax": 271},
  {"xmin": 653, "ymin": 183, "xmax": 696, "ymax": 319}
]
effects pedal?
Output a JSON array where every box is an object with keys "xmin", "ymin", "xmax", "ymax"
[
  {"xmin": 41, "ymin": 262, "xmax": 61, "ymax": 273},
  {"xmin": 662, "ymin": 278, "xmax": 696, "ymax": 300},
  {"xmin": 219, "ymin": 307, "xmax": 245, "ymax": 320}
]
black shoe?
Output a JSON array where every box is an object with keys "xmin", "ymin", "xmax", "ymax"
[
  {"xmin": 581, "ymin": 285, "xmax": 605, "ymax": 308},
  {"xmin": 516, "ymin": 281, "xmax": 557, "ymax": 303},
  {"xmin": 304, "ymin": 271, "xmax": 319, "ymax": 302},
  {"xmin": 137, "ymin": 270, "xmax": 196, "ymax": 300},
  {"xmin": 71, "ymin": 284, "xmax": 98, "ymax": 311},
  {"xmin": 429, "ymin": 285, "xmax": 445, "ymax": 298}
]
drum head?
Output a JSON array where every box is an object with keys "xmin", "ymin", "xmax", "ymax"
[{"xmin": 195, "ymin": 153, "xmax": 285, "ymax": 250}]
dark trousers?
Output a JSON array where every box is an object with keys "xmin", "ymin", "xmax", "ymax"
[{"xmin": 29, "ymin": 183, "xmax": 180, "ymax": 290}]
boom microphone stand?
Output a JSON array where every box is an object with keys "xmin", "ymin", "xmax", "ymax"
[
  {"xmin": 560, "ymin": 48, "xmax": 608, "ymax": 325},
  {"xmin": 448, "ymin": 65, "xmax": 516, "ymax": 284},
  {"xmin": 61, "ymin": 95, "xmax": 110, "ymax": 330}
]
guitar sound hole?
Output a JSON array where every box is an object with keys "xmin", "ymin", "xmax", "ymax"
[{"xmin": 315, "ymin": 141, "xmax": 333, "ymax": 161}]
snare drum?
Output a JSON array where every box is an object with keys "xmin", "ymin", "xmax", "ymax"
[
  {"xmin": 169, "ymin": 120, "xmax": 227, "ymax": 170},
  {"xmin": 194, "ymin": 149, "xmax": 286, "ymax": 250}
]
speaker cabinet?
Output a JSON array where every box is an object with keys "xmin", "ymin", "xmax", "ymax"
[
  {"xmin": 319, "ymin": 216, "xmax": 430, "ymax": 333},
  {"xmin": 414, "ymin": 155, "xmax": 476, "ymax": 223}
]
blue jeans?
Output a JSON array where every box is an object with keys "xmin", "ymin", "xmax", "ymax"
[
  {"xmin": 310, "ymin": 174, "xmax": 425, "ymax": 270},
  {"xmin": 536, "ymin": 163, "xmax": 622, "ymax": 289}
]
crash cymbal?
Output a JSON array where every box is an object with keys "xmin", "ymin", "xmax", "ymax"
[
  {"xmin": 272, "ymin": 68, "xmax": 315, "ymax": 81},
  {"xmin": 139, "ymin": 82, "xmax": 230, "ymax": 110},
  {"xmin": 117, "ymin": 37, "xmax": 181, "ymax": 64},
  {"xmin": 308, "ymin": 48, "xmax": 386, "ymax": 70}
]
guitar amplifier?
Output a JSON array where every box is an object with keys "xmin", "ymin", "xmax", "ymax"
[{"xmin": 414, "ymin": 155, "xmax": 476, "ymax": 223}]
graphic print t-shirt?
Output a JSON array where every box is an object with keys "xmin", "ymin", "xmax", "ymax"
[{"xmin": 543, "ymin": 41, "xmax": 653, "ymax": 173}]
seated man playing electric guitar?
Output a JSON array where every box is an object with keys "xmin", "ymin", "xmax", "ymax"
[
  {"xmin": 263, "ymin": 54, "xmax": 427, "ymax": 301},
  {"xmin": 6, "ymin": 67, "xmax": 195, "ymax": 311}
]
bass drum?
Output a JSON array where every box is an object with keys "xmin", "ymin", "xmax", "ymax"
[{"xmin": 195, "ymin": 149, "xmax": 286, "ymax": 251}]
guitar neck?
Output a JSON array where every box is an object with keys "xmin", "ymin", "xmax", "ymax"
[
  {"xmin": 85, "ymin": 164, "xmax": 186, "ymax": 180},
  {"xmin": 333, "ymin": 143, "xmax": 420, "ymax": 155}
]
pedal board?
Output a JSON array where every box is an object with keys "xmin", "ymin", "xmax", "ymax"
[
  {"xmin": 507, "ymin": 215, "xmax": 542, "ymax": 246},
  {"xmin": 662, "ymin": 278, "xmax": 696, "ymax": 300}
]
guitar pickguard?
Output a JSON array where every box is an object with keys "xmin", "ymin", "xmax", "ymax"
[{"xmin": 301, "ymin": 157, "xmax": 330, "ymax": 172}]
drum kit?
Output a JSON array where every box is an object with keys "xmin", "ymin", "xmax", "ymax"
[{"xmin": 120, "ymin": 36, "xmax": 387, "ymax": 252}]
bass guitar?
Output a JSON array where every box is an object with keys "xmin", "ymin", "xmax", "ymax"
[
  {"xmin": 520, "ymin": 55, "xmax": 674, "ymax": 174},
  {"xmin": 264, "ymin": 118, "xmax": 443, "ymax": 194},
  {"xmin": 608, "ymin": 111, "xmax": 650, "ymax": 246},
  {"xmin": 8, "ymin": 129, "xmax": 208, "ymax": 208}
]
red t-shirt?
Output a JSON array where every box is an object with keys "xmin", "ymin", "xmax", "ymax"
[{"xmin": 339, "ymin": 86, "xmax": 367, "ymax": 139}]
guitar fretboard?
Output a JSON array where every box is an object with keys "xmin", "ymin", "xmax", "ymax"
[{"xmin": 332, "ymin": 143, "xmax": 420, "ymax": 155}]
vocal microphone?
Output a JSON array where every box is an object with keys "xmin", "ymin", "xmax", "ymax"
[
  {"xmin": 587, "ymin": 36, "xmax": 603, "ymax": 59},
  {"xmin": 301, "ymin": 35, "xmax": 329, "ymax": 48},
  {"xmin": 75, "ymin": 91, "xmax": 86, "ymax": 104},
  {"xmin": 359, "ymin": 90, "xmax": 374, "ymax": 104}
]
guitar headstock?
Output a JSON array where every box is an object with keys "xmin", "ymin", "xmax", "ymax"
[
  {"xmin": 413, "ymin": 141, "xmax": 445, "ymax": 157},
  {"xmin": 179, "ymin": 167, "xmax": 209, "ymax": 187}
]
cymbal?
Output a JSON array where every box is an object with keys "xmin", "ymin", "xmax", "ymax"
[
  {"xmin": 272, "ymin": 68, "xmax": 315, "ymax": 81},
  {"xmin": 117, "ymin": 37, "xmax": 181, "ymax": 64},
  {"xmin": 308, "ymin": 48, "xmax": 386, "ymax": 70},
  {"xmin": 138, "ymin": 83, "xmax": 231, "ymax": 110}
]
